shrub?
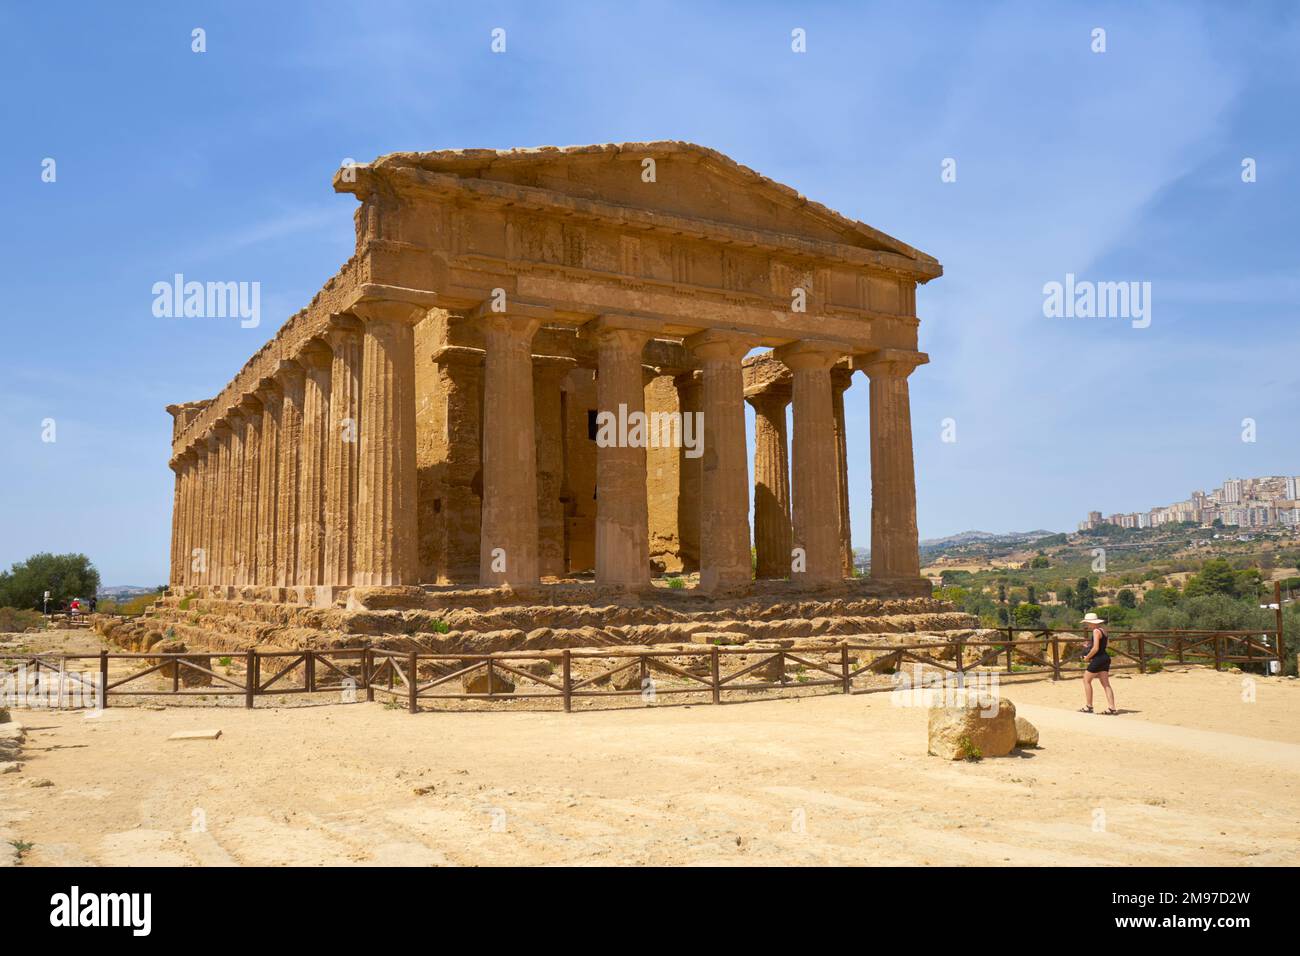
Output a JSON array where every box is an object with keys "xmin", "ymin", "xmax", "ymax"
[
  {"xmin": 0, "ymin": 607, "xmax": 44, "ymax": 633},
  {"xmin": 958, "ymin": 735, "xmax": 983, "ymax": 761},
  {"xmin": 667, "ymin": 577, "xmax": 686, "ymax": 590}
]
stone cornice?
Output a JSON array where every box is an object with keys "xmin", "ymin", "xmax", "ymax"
[{"xmin": 346, "ymin": 164, "xmax": 942, "ymax": 283}]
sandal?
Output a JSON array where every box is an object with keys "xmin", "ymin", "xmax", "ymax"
[
  {"xmin": 1103, "ymin": 708, "xmax": 1119, "ymax": 715},
  {"xmin": 1078, "ymin": 706, "xmax": 1093, "ymax": 713}
]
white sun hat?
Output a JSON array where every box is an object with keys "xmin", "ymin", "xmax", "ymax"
[{"xmin": 1079, "ymin": 612, "xmax": 1105, "ymax": 626}]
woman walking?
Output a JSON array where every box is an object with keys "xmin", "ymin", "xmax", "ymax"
[{"xmin": 1078, "ymin": 612, "xmax": 1117, "ymax": 714}]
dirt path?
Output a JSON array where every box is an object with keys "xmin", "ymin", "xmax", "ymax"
[{"xmin": 2, "ymin": 666, "xmax": 1297, "ymax": 866}]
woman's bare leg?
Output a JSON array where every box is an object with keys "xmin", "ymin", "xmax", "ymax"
[
  {"xmin": 1099, "ymin": 672, "xmax": 1116, "ymax": 710},
  {"xmin": 1083, "ymin": 670, "xmax": 1094, "ymax": 708}
]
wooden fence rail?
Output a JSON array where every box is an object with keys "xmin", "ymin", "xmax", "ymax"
[{"xmin": 0, "ymin": 622, "xmax": 1284, "ymax": 713}]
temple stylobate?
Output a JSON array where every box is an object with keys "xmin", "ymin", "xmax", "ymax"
[{"xmin": 165, "ymin": 143, "xmax": 940, "ymax": 603}]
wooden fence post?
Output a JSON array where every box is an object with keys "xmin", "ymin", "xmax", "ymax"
[
  {"xmin": 1050, "ymin": 633, "xmax": 1060, "ymax": 681},
  {"xmin": 1213, "ymin": 635, "xmax": 1222, "ymax": 671},
  {"xmin": 363, "ymin": 643, "xmax": 374, "ymax": 702},
  {"xmin": 306, "ymin": 649, "xmax": 315, "ymax": 693},
  {"xmin": 1177, "ymin": 633, "xmax": 1185, "ymax": 665},
  {"xmin": 408, "ymin": 651, "xmax": 418, "ymax": 714},
  {"xmin": 1005, "ymin": 627, "xmax": 1013, "ymax": 672},
  {"xmin": 99, "ymin": 649, "xmax": 109, "ymax": 710},
  {"xmin": 1137, "ymin": 634, "xmax": 1146, "ymax": 674},
  {"xmin": 562, "ymin": 649, "xmax": 572, "ymax": 713},
  {"xmin": 1276, "ymin": 581, "xmax": 1286, "ymax": 675},
  {"xmin": 955, "ymin": 636, "xmax": 965, "ymax": 687},
  {"xmin": 711, "ymin": 646, "xmax": 721, "ymax": 705},
  {"xmin": 840, "ymin": 642, "xmax": 851, "ymax": 694},
  {"xmin": 244, "ymin": 649, "xmax": 255, "ymax": 709}
]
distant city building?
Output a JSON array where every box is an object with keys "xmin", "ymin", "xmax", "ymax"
[{"xmin": 1081, "ymin": 475, "xmax": 1299, "ymax": 532}]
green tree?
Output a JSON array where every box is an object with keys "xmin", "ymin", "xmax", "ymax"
[
  {"xmin": 1029, "ymin": 555, "xmax": 1050, "ymax": 569},
  {"xmin": 0, "ymin": 553, "xmax": 100, "ymax": 611},
  {"xmin": 1117, "ymin": 588, "xmax": 1137, "ymax": 609},
  {"xmin": 1013, "ymin": 603, "xmax": 1043, "ymax": 627},
  {"xmin": 1072, "ymin": 577, "xmax": 1096, "ymax": 612},
  {"xmin": 1184, "ymin": 558, "xmax": 1238, "ymax": 598}
]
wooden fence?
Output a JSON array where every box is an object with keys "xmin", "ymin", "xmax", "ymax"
[{"xmin": 0, "ymin": 624, "xmax": 1285, "ymax": 713}]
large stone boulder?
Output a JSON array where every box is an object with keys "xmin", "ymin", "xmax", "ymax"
[
  {"xmin": 461, "ymin": 667, "xmax": 515, "ymax": 695},
  {"xmin": 1015, "ymin": 715, "xmax": 1039, "ymax": 748},
  {"xmin": 149, "ymin": 640, "xmax": 213, "ymax": 687},
  {"xmin": 928, "ymin": 691, "xmax": 1018, "ymax": 759}
]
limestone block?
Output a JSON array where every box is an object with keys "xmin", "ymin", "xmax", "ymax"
[
  {"xmin": 928, "ymin": 692, "xmax": 1017, "ymax": 759},
  {"xmin": 1015, "ymin": 716, "xmax": 1039, "ymax": 748}
]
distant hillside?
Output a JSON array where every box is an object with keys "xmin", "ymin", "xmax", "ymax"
[
  {"xmin": 97, "ymin": 585, "xmax": 162, "ymax": 599},
  {"xmin": 920, "ymin": 529, "xmax": 1060, "ymax": 549}
]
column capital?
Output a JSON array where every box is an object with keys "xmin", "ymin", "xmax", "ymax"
[
  {"xmin": 774, "ymin": 339, "xmax": 844, "ymax": 371},
  {"xmin": 684, "ymin": 328, "xmax": 756, "ymax": 362},
  {"xmin": 212, "ymin": 419, "xmax": 233, "ymax": 437},
  {"xmin": 323, "ymin": 312, "xmax": 364, "ymax": 346},
  {"xmin": 297, "ymin": 339, "xmax": 333, "ymax": 370},
  {"xmin": 745, "ymin": 381, "xmax": 792, "ymax": 411},
  {"xmin": 582, "ymin": 313, "xmax": 660, "ymax": 349},
  {"xmin": 856, "ymin": 348, "xmax": 929, "ymax": 378},
  {"xmin": 254, "ymin": 377, "xmax": 282, "ymax": 405},
  {"xmin": 238, "ymin": 393, "xmax": 264, "ymax": 418},
  {"xmin": 471, "ymin": 297, "xmax": 553, "ymax": 324},
  {"xmin": 533, "ymin": 354, "xmax": 577, "ymax": 383},
  {"xmin": 344, "ymin": 283, "xmax": 438, "ymax": 326},
  {"xmin": 272, "ymin": 357, "xmax": 306, "ymax": 387},
  {"xmin": 432, "ymin": 344, "xmax": 486, "ymax": 367},
  {"xmin": 831, "ymin": 365, "xmax": 855, "ymax": 393}
]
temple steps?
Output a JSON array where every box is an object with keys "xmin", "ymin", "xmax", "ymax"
[{"xmin": 92, "ymin": 592, "xmax": 984, "ymax": 657}]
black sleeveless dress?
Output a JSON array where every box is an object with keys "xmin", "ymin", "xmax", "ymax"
[{"xmin": 1086, "ymin": 629, "xmax": 1111, "ymax": 673}]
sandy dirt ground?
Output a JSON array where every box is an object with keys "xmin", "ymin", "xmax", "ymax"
[{"xmin": 3, "ymin": 632, "xmax": 1298, "ymax": 866}]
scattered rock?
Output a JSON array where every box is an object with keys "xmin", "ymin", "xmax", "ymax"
[
  {"xmin": 691, "ymin": 631, "xmax": 747, "ymax": 645},
  {"xmin": 462, "ymin": 668, "xmax": 515, "ymax": 694},
  {"xmin": 928, "ymin": 691, "xmax": 1018, "ymax": 760},
  {"xmin": 29, "ymin": 778, "xmax": 54, "ymax": 788},
  {"xmin": 150, "ymin": 640, "xmax": 213, "ymax": 687},
  {"xmin": 1014, "ymin": 716, "xmax": 1039, "ymax": 748},
  {"xmin": 167, "ymin": 729, "xmax": 223, "ymax": 741}
]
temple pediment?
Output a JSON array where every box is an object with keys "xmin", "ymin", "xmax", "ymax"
[{"xmin": 336, "ymin": 142, "xmax": 940, "ymax": 282}]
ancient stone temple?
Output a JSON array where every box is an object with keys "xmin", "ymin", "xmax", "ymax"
[{"xmin": 164, "ymin": 143, "xmax": 940, "ymax": 611}]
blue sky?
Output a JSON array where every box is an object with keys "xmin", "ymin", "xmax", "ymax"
[{"xmin": 2, "ymin": 1, "xmax": 1297, "ymax": 584}]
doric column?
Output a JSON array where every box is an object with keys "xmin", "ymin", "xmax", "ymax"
[
  {"xmin": 479, "ymin": 309, "xmax": 544, "ymax": 587},
  {"xmin": 183, "ymin": 451, "xmax": 199, "ymax": 586},
  {"xmin": 587, "ymin": 316, "xmax": 657, "ymax": 589},
  {"xmin": 831, "ymin": 367, "xmax": 854, "ymax": 578},
  {"xmin": 747, "ymin": 383, "xmax": 792, "ymax": 580},
  {"xmin": 220, "ymin": 422, "xmax": 240, "ymax": 585},
  {"xmin": 673, "ymin": 370, "xmax": 702, "ymax": 573},
  {"xmin": 296, "ymin": 341, "xmax": 332, "ymax": 587},
  {"xmin": 167, "ymin": 460, "xmax": 183, "ymax": 587},
  {"xmin": 225, "ymin": 408, "xmax": 246, "ymax": 586},
  {"xmin": 775, "ymin": 341, "xmax": 843, "ymax": 585},
  {"xmin": 686, "ymin": 330, "xmax": 754, "ymax": 592},
  {"xmin": 323, "ymin": 317, "xmax": 363, "ymax": 587},
  {"xmin": 430, "ymin": 345, "xmax": 484, "ymax": 584},
  {"xmin": 193, "ymin": 443, "xmax": 210, "ymax": 585},
  {"xmin": 201, "ymin": 431, "xmax": 222, "ymax": 582},
  {"xmin": 534, "ymin": 355, "xmax": 576, "ymax": 579},
  {"xmin": 349, "ymin": 295, "xmax": 429, "ymax": 587},
  {"xmin": 860, "ymin": 349, "xmax": 929, "ymax": 586},
  {"xmin": 237, "ymin": 395, "xmax": 263, "ymax": 586},
  {"xmin": 275, "ymin": 360, "xmax": 306, "ymax": 587},
  {"xmin": 254, "ymin": 378, "xmax": 283, "ymax": 586}
]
